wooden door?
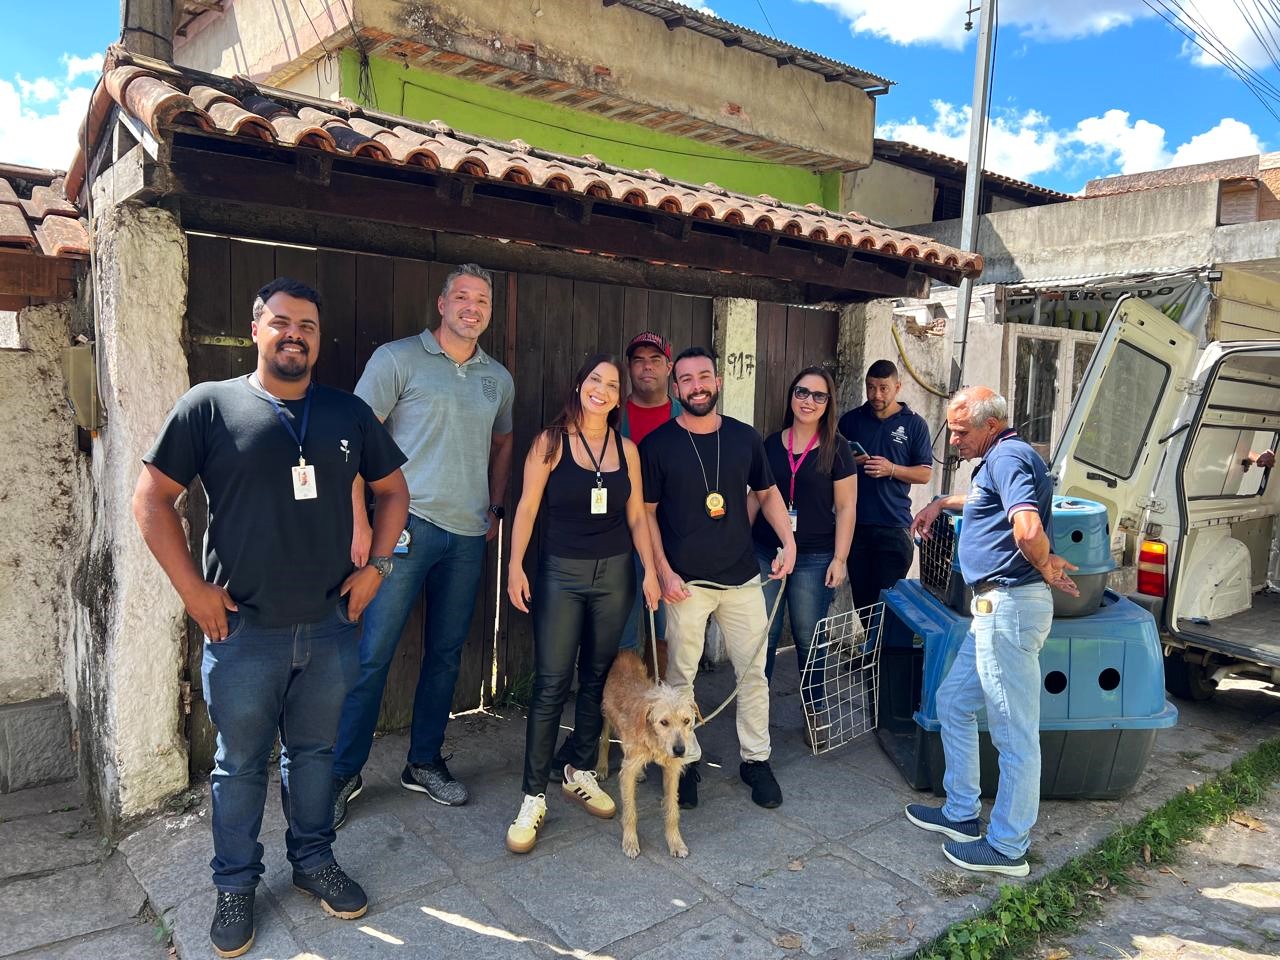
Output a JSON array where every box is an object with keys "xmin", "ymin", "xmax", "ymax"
[{"xmin": 181, "ymin": 236, "xmax": 709, "ymax": 772}]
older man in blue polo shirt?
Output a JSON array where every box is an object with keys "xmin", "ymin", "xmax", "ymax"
[
  {"xmin": 906, "ymin": 386, "xmax": 1078, "ymax": 877},
  {"xmin": 837, "ymin": 359, "xmax": 934, "ymax": 616}
]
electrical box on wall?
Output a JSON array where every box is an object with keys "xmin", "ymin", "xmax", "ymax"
[{"xmin": 62, "ymin": 342, "xmax": 101, "ymax": 431}]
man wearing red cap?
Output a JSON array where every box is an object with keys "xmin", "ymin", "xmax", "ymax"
[{"xmin": 620, "ymin": 331, "xmax": 683, "ymax": 446}]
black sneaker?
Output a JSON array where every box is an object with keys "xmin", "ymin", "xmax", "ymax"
[
  {"xmin": 740, "ymin": 760, "xmax": 783, "ymax": 808},
  {"xmin": 942, "ymin": 837, "xmax": 1029, "ymax": 877},
  {"xmin": 904, "ymin": 803, "xmax": 983, "ymax": 843},
  {"xmin": 401, "ymin": 756, "xmax": 469, "ymax": 806},
  {"xmin": 210, "ymin": 890, "xmax": 254, "ymax": 958},
  {"xmin": 332, "ymin": 773, "xmax": 362, "ymax": 831},
  {"xmin": 292, "ymin": 861, "xmax": 369, "ymax": 919},
  {"xmin": 677, "ymin": 761, "xmax": 700, "ymax": 809}
]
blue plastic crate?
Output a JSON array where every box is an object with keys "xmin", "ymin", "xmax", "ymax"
[{"xmin": 875, "ymin": 579, "xmax": 1178, "ymax": 799}]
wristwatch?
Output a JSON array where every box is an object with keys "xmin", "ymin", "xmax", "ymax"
[
  {"xmin": 488, "ymin": 504, "xmax": 506, "ymax": 521},
  {"xmin": 369, "ymin": 556, "xmax": 394, "ymax": 578}
]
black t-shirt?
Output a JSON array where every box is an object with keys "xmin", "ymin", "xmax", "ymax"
[
  {"xmin": 752, "ymin": 430, "xmax": 857, "ymax": 554},
  {"xmin": 144, "ymin": 376, "xmax": 407, "ymax": 627},
  {"xmin": 641, "ymin": 416, "xmax": 775, "ymax": 584}
]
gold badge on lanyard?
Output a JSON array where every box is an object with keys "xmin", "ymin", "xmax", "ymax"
[{"xmin": 705, "ymin": 491, "xmax": 725, "ymax": 519}]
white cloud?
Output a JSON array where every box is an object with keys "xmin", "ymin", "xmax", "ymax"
[
  {"xmin": 61, "ymin": 53, "xmax": 104, "ymax": 84},
  {"xmin": 877, "ymin": 100, "xmax": 1063, "ymax": 180},
  {"xmin": 16, "ymin": 75, "xmax": 59, "ymax": 103},
  {"xmin": 1171, "ymin": 0, "xmax": 1280, "ymax": 72},
  {"xmin": 692, "ymin": 3, "xmax": 718, "ymax": 16},
  {"xmin": 803, "ymin": 0, "xmax": 1150, "ymax": 48},
  {"xmin": 878, "ymin": 100, "xmax": 1267, "ymax": 184},
  {"xmin": 0, "ymin": 54, "xmax": 102, "ymax": 171}
]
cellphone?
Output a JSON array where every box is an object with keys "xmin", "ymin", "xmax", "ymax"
[{"xmin": 848, "ymin": 440, "xmax": 868, "ymax": 458}]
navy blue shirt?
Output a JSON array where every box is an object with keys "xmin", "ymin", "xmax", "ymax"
[
  {"xmin": 837, "ymin": 401, "xmax": 933, "ymax": 528},
  {"xmin": 958, "ymin": 430, "xmax": 1053, "ymax": 587}
]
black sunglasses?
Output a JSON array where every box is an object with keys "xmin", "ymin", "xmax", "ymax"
[{"xmin": 792, "ymin": 385, "xmax": 830, "ymax": 404}]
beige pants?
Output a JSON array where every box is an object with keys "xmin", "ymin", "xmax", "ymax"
[{"xmin": 665, "ymin": 581, "xmax": 771, "ymax": 762}]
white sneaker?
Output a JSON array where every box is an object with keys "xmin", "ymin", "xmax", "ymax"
[
  {"xmin": 562, "ymin": 767, "xmax": 617, "ymax": 819},
  {"xmin": 505, "ymin": 794, "xmax": 547, "ymax": 854}
]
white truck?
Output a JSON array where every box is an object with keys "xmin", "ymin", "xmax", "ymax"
[{"xmin": 1052, "ymin": 293, "xmax": 1280, "ymax": 700}]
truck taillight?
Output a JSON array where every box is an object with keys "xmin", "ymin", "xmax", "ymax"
[{"xmin": 1137, "ymin": 539, "xmax": 1168, "ymax": 597}]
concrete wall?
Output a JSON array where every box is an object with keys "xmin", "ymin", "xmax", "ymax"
[
  {"xmin": 912, "ymin": 181, "xmax": 1221, "ymax": 284},
  {"xmin": 0, "ymin": 302, "xmax": 88, "ymax": 705},
  {"xmin": 841, "ymin": 161, "xmax": 934, "ymax": 227},
  {"xmin": 174, "ymin": 0, "xmax": 350, "ymax": 87},
  {"xmin": 0, "ymin": 301, "xmax": 89, "ymax": 791},
  {"xmin": 342, "ymin": 52, "xmax": 839, "ymax": 206},
  {"xmin": 73, "ymin": 202, "xmax": 191, "ymax": 823},
  {"xmin": 364, "ymin": 0, "xmax": 875, "ymax": 169}
]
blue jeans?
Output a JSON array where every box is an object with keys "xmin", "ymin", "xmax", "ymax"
[
  {"xmin": 619, "ymin": 551, "xmax": 666, "ymax": 653},
  {"xmin": 937, "ymin": 581, "xmax": 1053, "ymax": 859},
  {"xmin": 757, "ymin": 547, "xmax": 835, "ymax": 712},
  {"xmin": 202, "ymin": 605, "xmax": 359, "ymax": 892},
  {"xmin": 333, "ymin": 514, "xmax": 486, "ymax": 777}
]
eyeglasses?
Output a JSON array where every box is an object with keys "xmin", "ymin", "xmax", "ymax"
[{"xmin": 792, "ymin": 386, "xmax": 830, "ymax": 404}]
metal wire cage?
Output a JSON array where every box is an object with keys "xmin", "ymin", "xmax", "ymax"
[
  {"xmin": 918, "ymin": 511, "xmax": 959, "ymax": 599},
  {"xmin": 801, "ymin": 601, "xmax": 884, "ymax": 755}
]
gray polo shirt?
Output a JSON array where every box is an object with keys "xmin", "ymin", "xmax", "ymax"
[{"xmin": 356, "ymin": 328, "xmax": 514, "ymax": 536}]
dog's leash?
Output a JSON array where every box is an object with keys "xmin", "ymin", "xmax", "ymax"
[{"xmin": 645, "ymin": 568, "xmax": 789, "ymax": 729}]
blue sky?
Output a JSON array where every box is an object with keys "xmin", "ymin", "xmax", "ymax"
[{"xmin": 1, "ymin": 0, "xmax": 1275, "ymax": 192}]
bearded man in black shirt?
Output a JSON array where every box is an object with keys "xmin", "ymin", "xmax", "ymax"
[{"xmin": 640, "ymin": 347, "xmax": 796, "ymax": 810}]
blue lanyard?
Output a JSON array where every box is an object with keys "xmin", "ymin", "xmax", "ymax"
[{"xmin": 252, "ymin": 375, "xmax": 313, "ymax": 463}]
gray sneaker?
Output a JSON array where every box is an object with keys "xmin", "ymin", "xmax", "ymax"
[
  {"xmin": 401, "ymin": 757, "xmax": 469, "ymax": 806},
  {"xmin": 332, "ymin": 774, "xmax": 362, "ymax": 830}
]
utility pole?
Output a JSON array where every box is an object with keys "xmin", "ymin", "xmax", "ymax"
[
  {"xmin": 120, "ymin": 0, "xmax": 174, "ymax": 60},
  {"xmin": 941, "ymin": 0, "xmax": 996, "ymax": 494}
]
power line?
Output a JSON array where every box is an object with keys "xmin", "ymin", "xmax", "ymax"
[{"xmin": 752, "ymin": 0, "xmax": 826, "ymax": 133}]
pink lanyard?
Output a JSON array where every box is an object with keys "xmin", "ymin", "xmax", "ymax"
[{"xmin": 785, "ymin": 429, "xmax": 819, "ymax": 507}]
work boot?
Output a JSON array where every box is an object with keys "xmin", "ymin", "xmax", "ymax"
[
  {"xmin": 292, "ymin": 861, "xmax": 368, "ymax": 919},
  {"xmin": 677, "ymin": 761, "xmax": 700, "ymax": 809},
  {"xmin": 210, "ymin": 890, "xmax": 254, "ymax": 958},
  {"xmin": 401, "ymin": 756, "xmax": 469, "ymax": 805},
  {"xmin": 740, "ymin": 760, "xmax": 783, "ymax": 808}
]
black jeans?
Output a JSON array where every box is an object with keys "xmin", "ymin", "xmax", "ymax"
[
  {"xmin": 848, "ymin": 524, "xmax": 915, "ymax": 615},
  {"xmin": 523, "ymin": 553, "xmax": 635, "ymax": 796}
]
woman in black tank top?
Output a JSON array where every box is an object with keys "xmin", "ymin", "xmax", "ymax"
[{"xmin": 505, "ymin": 354, "xmax": 661, "ymax": 853}]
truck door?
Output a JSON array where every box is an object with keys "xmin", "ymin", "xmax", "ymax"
[{"xmin": 1050, "ymin": 295, "xmax": 1199, "ymax": 537}]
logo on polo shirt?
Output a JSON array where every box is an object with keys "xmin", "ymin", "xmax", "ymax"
[
  {"xmin": 481, "ymin": 377, "xmax": 498, "ymax": 402},
  {"xmin": 890, "ymin": 425, "xmax": 908, "ymax": 444}
]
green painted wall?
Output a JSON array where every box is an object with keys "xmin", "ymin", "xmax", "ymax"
[{"xmin": 340, "ymin": 50, "xmax": 841, "ymax": 208}]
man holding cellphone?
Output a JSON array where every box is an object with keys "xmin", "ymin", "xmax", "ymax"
[{"xmin": 838, "ymin": 359, "xmax": 934, "ymax": 615}]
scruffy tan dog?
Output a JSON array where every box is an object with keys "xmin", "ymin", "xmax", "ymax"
[{"xmin": 599, "ymin": 650, "xmax": 698, "ymax": 859}]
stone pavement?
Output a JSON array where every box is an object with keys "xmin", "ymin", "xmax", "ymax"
[
  {"xmin": 1043, "ymin": 771, "xmax": 1280, "ymax": 959},
  {"xmin": 8, "ymin": 668, "xmax": 1280, "ymax": 959},
  {"xmin": 1, "ymin": 780, "xmax": 163, "ymax": 959}
]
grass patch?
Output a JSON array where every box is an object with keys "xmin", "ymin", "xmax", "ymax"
[
  {"xmin": 495, "ymin": 670, "xmax": 535, "ymax": 710},
  {"xmin": 912, "ymin": 737, "xmax": 1280, "ymax": 960}
]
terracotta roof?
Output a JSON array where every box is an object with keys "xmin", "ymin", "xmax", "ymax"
[
  {"xmin": 71, "ymin": 57, "xmax": 981, "ymax": 281},
  {"xmin": 0, "ymin": 165, "xmax": 89, "ymax": 259},
  {"xmin": 604, "ymin": 0, "xmax": 892, "ymax": 91},
  {"xmin": 874, "ymin": 139, "xmax": 1073, "ymax": 204},
  {"xmin": 1083, "ymin": 155, "xmax": 1259, "ymax": 198}
]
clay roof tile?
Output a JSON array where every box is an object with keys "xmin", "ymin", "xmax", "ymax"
[
  {"xmin": 35, "ymin": 214, "xmax": 89, "ymax": 258},
  {"xmin": 0, "ymin": 203, "xmax": 36, "ymax": 249}
]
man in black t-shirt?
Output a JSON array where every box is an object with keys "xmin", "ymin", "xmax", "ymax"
[
  {"xmin": 133, "ymin": 278, "xmax": 409, "ymax": 959},
  {"xmin": 641, "ymin": 348, "xmax": 796, "ymax": 810}
]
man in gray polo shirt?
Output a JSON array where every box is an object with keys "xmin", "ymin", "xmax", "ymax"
[{"xmin": 332, "ymin": 263, "xmax": 514, "ymax": 826}]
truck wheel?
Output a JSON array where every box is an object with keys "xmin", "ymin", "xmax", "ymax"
[{"xmin": 1164, "ymin": 653, "xmax": 1218, "ymax": 701}]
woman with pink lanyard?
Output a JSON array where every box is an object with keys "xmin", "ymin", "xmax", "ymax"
[{"xmin": 748, "ymin": 367, "xmax": 857, "ymax": 739}]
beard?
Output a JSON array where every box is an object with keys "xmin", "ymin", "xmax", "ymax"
[
  {"xmin": 682, "ymin": 388, "xmax": 719, "ymax": 417},
  {"xmin": 268, "ymin": 344, "xmax": 310, "ymax": 380}
]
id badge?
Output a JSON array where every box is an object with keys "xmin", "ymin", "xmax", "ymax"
[
  {"xmin": 788, "ymin": 508, "xmax": 798, "ymax": 532},
  {"xmin": 291, "ymin": 463, "xmax": 317, "ymax": 500},
  {"xmin": 974, "ymin": 597, "xmax": 993, "ymax": 615},
  {"xmin": 393, "ymin": 527, "xmax": 412, "ymax": 556},
  {"xmin": 590, "ymin": 486, "xmax": 608, "ymax": 515}
]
